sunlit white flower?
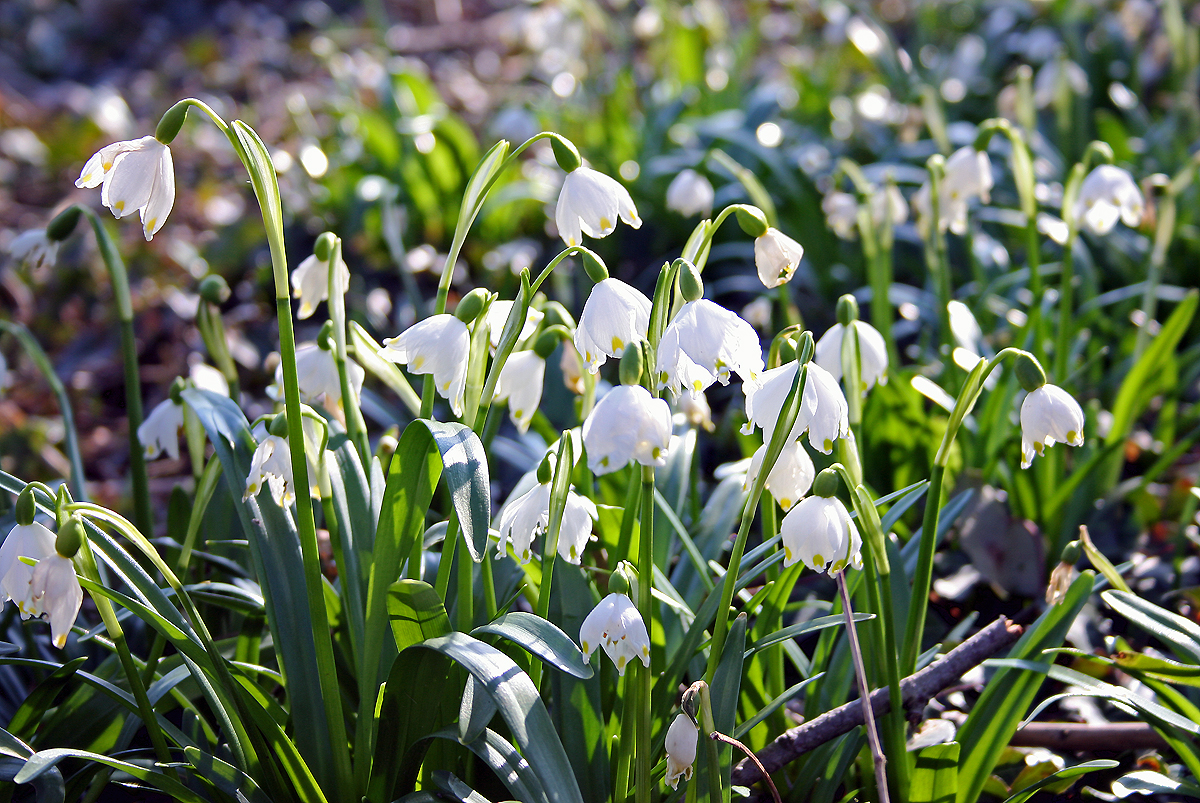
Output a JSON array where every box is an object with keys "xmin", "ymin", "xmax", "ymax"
[
  {"xmin": 780, "ymin": 495, "xmax": 862, "ymax": 574},
  {"xmin": 579, "ymin": 592, "xmax": 650, "ymax": 675},
  {"xmin": 1020, "ymin": 384, "xmax": 1084, "ymax": 468},
  {"xmin": 271, "ymin": 344, "xmax": 364, "ymax": 411},
  {"xmin": 947, "ymin": 300, "xmax": 983, "ymax": 356},
  {"xmin": 291, "ymin": 250, "xmax": 350, "ymax": 320},
  {"xmin": 666, "ymin": 169, "xmax": 715, "ymax": 218},
  {"xmin": 496, "ymin": 481, "xmax": 598, "ymax": 564},
  {"xmin": 486, "ymin": 300, "xmax": 544, "ymax": 350},
  {"xmin": 743, "ymin": 362, "xmax": 849, "ymax": 454},
  {"xmin": 9, "ymin": 230, "xmax": 58, "ymax": 271},
  {"xmin": 560, "ymin": 341, "xmax": 586, "ymax": 395},
  {"xmin": 0, "ymin": 522, "xmax": 56, "ymax": 617},
  {"xmin": 664, "ymin": 713, "xmax": 698, "ymax": 789},
  {"xmin": 556, "ymin": 166, "xmax": 642, "ymax": 247},
  {"xmin": 379, "ymin": 314, "xmax": 471, "ymax": 417},
  {"xmin": 76, "ymin": 135, "xmax": 175, "ymax": 240},
  {"xmin": 557, "ymin": 493, "xmax": 599, "ymax": 564},
  {"xmin": 741, "ymin": 297, "xmax": 773, "ymax": 330},
  {"xmin": 1071, "ymin": 165, "xmax": 1144, "ymax": 236},
  {"xmin": 583, "ymin": 385, "xmax": 672, "ymax": 474},
  {"xmin": 822, "ymin": 192, "xmax": 859, "ymax": 239},
  {"xmin": 573, "ymin": 278, "xmax": 652, "ymax": 373},
  {"xmin": 676, "ymin": 388, "xmax": 714, "ymax": 431},
  {"xmin": 745, "ymin": 441, "xmax": 815, "ymax": 511},
  {"xmin": 754, "ymin": 228, "xmax": 804, "ymax": 288},
  {"xmin": 814, "ymin": 320, "xmax": 888, "ymax": 392},
  {"xmin": 493, "ymin": 350, "xmax": 545, "ymax": 435},
  {"xmin": 189, "ymin": 361, "xmax": 230, "ymax": 396},
  {"xmin": 138, "ymin": 397, "xmax": 185, "ymax": 461},
  {"xmin": 656, "ymin": 300, "xmax": 763, "ymax": 395},
  {"xmin": 914, "ymin": 147, "xmax": 993, "ymax": 236},
  {"xmin": 28, "ymin": 553, "xmax": 83, "ymax": 648},
  {"xmin": 244, "ymin": 434, "xmax": 295, "ymax": 507}
]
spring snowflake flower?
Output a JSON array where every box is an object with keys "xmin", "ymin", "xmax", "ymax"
[
  {"xmin": 580, "ymin": 592, "xmax": 650, "ymax": 675},
  {"xmin": 379, "ymin": 314, "xmax": 471, "ymax": 417},
  {"xmin": 1020, "ymin": 384, "xmax": 1085, "ymax": 468},
  {"xmin": 76, "ymin": 135, "xmax": 175, "ymax": 240},
  {"xmin": 664, "ymin": 713, "xmax": 698, "ymax": 790},
  {"xmin": 139, "ymin": 397, "xmax": 185, "ymax": 461},
  {"xmin": 486, "ymin": 300, "xmax": 544, "ymax": 350},
  {"xmin": 754, "ymin": 227, "xmax": 805, "ymax": 288},
  {"xmin": 9, "ymin": 229, "xmax": 59, "ymax": 271},
  {"xmin": 743, "ymin": 362, "xmax": 849, "ymax": 454},
  {"xmin": 914, "ymin": 146, "xmax": 993, "ymax": 236},
  {"xmin": 745, "ymin": 441, "xmax": 815, "ymax": 511},
  {"xmin": 822, "ymin": 187, "xmax": 908, "ymax": 240},
  {"xmin": 655, "ymin": 299, "xmax": 763, "ymax": 395},
  {"xmin": 189, "ymin": 361, "xmax": 230, "ymax": 396},
  {"xmin": 495, "ymin": 481, "xmax": 598, "ymax": 564},
  {"xmin": 583, "ymin": 385, "xmax": 672, "ymax": 474},
  {"xmin": 1071, "ymin": 165, "xmax": 1144, "ymax": 236},
  {"xmin": 0, "ymin": 522, "xmax": 56, "ymax": 618},
  {"xmin": 666, "ymin": 169, "xmax": 715, "ymax": 218},
  {"xmin": 28, "ymin": 553, "xmax": 83, "ymax": 649},
  {"xmin": 291, "ymin": 250, "xmax": 350, "ymax": 320},
  {"xmin": 573, "ymin": 278, "xmax": 652, "ymax": 373},
  {"xmin": 780, "ymin": 494, "xmax": 862, "ymax": 575},
  {"xmin": 556, "ymin": 166, "xmax": 642, "ymax": 247},
  {"xmin": 814, "ymin": 320, "xmax": 889, "ymax": 392},
  {"xmin": 676, "ymin": 388, "xmax": 714, "ymax": 431},
  {"xmin": 244, "ymin": 434, "xmax": 295, "ymax": 507},
  {"xmin": 493, "ymin": 350, "xmax": 545, "ymax": 435},
  {"xmin": 271, "ymin": 343, "xmax": 364, "ymax": 412}
]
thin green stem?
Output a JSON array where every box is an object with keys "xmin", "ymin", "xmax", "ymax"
[
  {"xmin": 635, "ymin": 464, "xmax": 655, "ymax": 803},
  {"xmin": 329, "ymin": 237, "xmax": 371, "ymax": 464},
  {"xmin": 1053, "ymin": 244, "xmax": 1075, "ymax": 382}
]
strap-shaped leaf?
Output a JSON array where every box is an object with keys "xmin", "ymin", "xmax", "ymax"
[
  {"xmin": 910, "ymin": 742, "xmax": 959, "ymax": 803},
  {"xmin": 0, "ymin": 726, "xmax": 65, "ymax": 803},
  {"xmin": 14, "ymin": 747, "xmax": 204, "ymax": 802},
  {"xmin": 6, "ymin": 657, "xmax": 86, "ymax": 742},
  {"xmin": 473, "ymin": 612, "xmax": 593, "ymax": 679},
  {"xmin": 425, "ymin": 727, "xmax": 550, "ymax": 803},
  {"xmin": 1003, "ymin": 759, "xmax": 1118, "ymax": 803},
  {"xmin": 458, "ymin": 676, "xmax": 498, "ymax": 745},
  {"xmin": 389, "ymin": 579, "xmax": 452, "ymax": 653},
  {"xmin": 1103, "ymin": 590, "xmax": 1200, "ymax": 665}
]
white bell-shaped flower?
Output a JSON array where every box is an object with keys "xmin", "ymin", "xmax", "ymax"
[
  {"xmin": 244, "ymin": 434, "xmax": 295, "ymax": 507},
  {"xmin": 493, "ymin": 350, "xmax": 545, "ymax": 435},
  {"xmin": 0, "ymin": 522, "xmax": 56, "ymax": 618},
  {"xmin": 675, "ymin": 388, "xmax": 714, "ymax": 432},
  {"xmin": 495, "ymin": 481, "xmax": 598, "ymax": 565},
  {"xmin": 822, "ymin": 192, "xmax": 860, "ymax": 239},
  {"xmin": 1071, "ymin": 165, "xmax": 1144, "ymax": 236},
  {"xmin": 573, "ymin": 278, "xmax": 652, "ymax": 373},
  {"xmin": 28, "ymin": 554, "xmax": 83, "ymax": 649},
  {"xmin": 780, "ymin": 495, "xmax": 862, "ymax": 575},
  {"xmin": 666, "ymin": 169, "xmax": 715, "ymax": 218},
  {"xmin": 138, "ymin": 397, "xmax": 185, "ymax": 461},
  {"xmin": 486, "ymin": 300, "xmax": 544, "ymax": 351},
  {"xmin": 743, "ymin": 362, "xmax": 849, "ymax": 454},
  {"xmin": 76, "ymin": 135, "xmax": 175, "ymax": 240},
  {"xmin": 271, "ymin": 343, "xmax": 365, "ymax": 412},
  {"xmin": 189, "ymin": 361, "xmax": 230, "ymax": 396},
  {"xmin": 745, "ymin": 441, "xmax": 815, "ymax": 511},
  {"xmin": 1020, "ymin": 384, "xmax": 1085, "ymax": 468},
  {"xmin": 664, "ymin": 713, "xmax": 698, "ymax": 790},
  {"xmin": 379, "ymin": 314, "xmax": 471, "ymax": 417},
  {"xmin": 555, "ymin": 166, "xmax": 642, "ymax": 247},
  {"xmin": 291, "ymin": 250, "xmax": 350, "ymax": 320},
  {"xmin": 583, "ymin": 385, "xmax": 672, "ymax": 474},
  {"xmin": 814, "ymin": 321, "xmax": 889, "ymax": 392},
  {"xmin": 579, "ymin": 592, "xmax": 651, "ymax": 675},
  {"xmin": 656, "ymin": 299, "xmax": 763, "ymax": 395},
  {"xmin": 914, "ymin": 146, "xmax": 993, "ymax": 236},
  {"xmin": 754, "ymin": 227, "xmax": 805, "ymax": 288},
  {"xmin": 557, "ymin": 493, "xmax": 599, "ymax": 564},
  {"xmin": 9, "ymin": 229, "xmax": 59, "ymax": 271}
]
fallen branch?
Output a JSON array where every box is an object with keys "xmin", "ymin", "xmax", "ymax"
[
  {"xmin": 731, "ymin": 616, "xmax": 1023, "ymax": 786},
  {"xmin": 1010, "ymin": 722, "xmax": 1167, "ymax": 751}
]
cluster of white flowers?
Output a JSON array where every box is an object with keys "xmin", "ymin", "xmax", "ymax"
[{"xmin": 1, "ymin": 517, "xmax": 84, "ymax": 649}]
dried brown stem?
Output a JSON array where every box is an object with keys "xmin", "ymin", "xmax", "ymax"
[
  {"xmin": 710, "ymin": 731, "xmax": 782, "ymax": 803},
  {"xmin": 1009, "ymin": 722, "xmax": 1167, "ymax": 751}
]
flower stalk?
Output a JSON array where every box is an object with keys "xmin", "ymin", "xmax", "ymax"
[{"xmin": 328, "ymin": 236, "xmax": 371, "ymax": 463}]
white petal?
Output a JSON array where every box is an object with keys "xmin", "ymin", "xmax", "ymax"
[{"xmin": 140, "ymin": 144, "xmax": 175, "ymax": 240}]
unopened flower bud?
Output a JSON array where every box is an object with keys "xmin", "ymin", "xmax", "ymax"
[
  {"xmin": 734, "ymin": 206, "xmax": 769, "ymax": 238},
  {"xmin": 55, "ymin": 514, "xmax": 84, "ymax": 559},
  {"xmin": 836, "ymin": 294, "xmax": 859, "ymax": 326},
  {"xmin": 154, "ymin": 100, "xmax": 190, "ymax": 144},
  {"xmin": 1014, "ymin": 352, "xmax": 1047, "ymax": 392},
  {"xmin": 582, "ymin": 250, "xmax": 609, "ymax": 283},
  {"xmin": 455, "ymin": 289, "xmax": 490, "ymax": 323},
  {"xmin": 619, "ymin": 342, "xmax": 644, "ymax": 386},
  {"xmin": 1060, "ymin": 540, "xmax": 1082, "ymax": 565},
  {"xmin": 15, "ymin": 486, "xmax": 37, "ymax": 527},
  {"xmin": 676, "ymin": 259, "xmax": 704, "ymax": 302},
  {"xmin": 46, "ymin": 207, "xmax": 82, "ymax": 242},
  {"xmin": 199, "ymin": 274, "xmax": 231, "ymax": 305},
  {"xmin": 796, "ymin": 330, "xmax": 815, "ymax": 364},
  {"xmin": 812, "ymin": 468, "xmax": 840, "ymax": 499},
  {"xmin": 549, "ymin": 134, "xmax": 582, "ymax": 173}
]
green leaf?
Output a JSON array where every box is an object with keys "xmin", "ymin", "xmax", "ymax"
[
  {"xmin": 327, "ymin": 429, "xmax": 378, "ymax": 674},
  {"xmin": 6, "ymin": 657, "xmax": 87, "ymax": 742},
  {"xmin": 1003, "ymin": 760, "xmax": 1118, "ymax": 803},
  {"xmin": 910, "ymin": 742, "xmax": 959, "ymax": 803},
  {"xmin": 745, "ymin": 613, "xmax": 873, "ymax": 657},
  {"xmin": 1103, "ymin": 590, "xmax": 1200, "ymax": 665},
  {"xmin": 458, "ymin": 676, "xmax": 498, "ymax": 745},
  {"xmin": 1114, "ymin": 650, "xmax": 1200, "ymax": 686},
  {"xmin": 0, "ymin": 726, "xmax": 65, "ymax": 803},
  {"xmin": 462, "ymin": 139, "xmax": 510, "ymax": 220},
  {"xmin": 473, "ymin": 612, "xmax": 593, "ymax": 679},
  {"xmin": 14, "ymin": 747, "xmax": 207, "ymax": 802},
  {"xmin": 420, "ymin": 420, "xmax": 491, "ymax": 563},
  {"xmin": 1111, "ymin": 769, "xmax": 1200, "ymax": 798},
  {"xmin": 711, "ymin": 613, "xmax": 747, "ymax": 796},
  {"xmin": 389, "ymin": 579, "xmax": 452, "ymax": 653},
  {"xmin": 184, "ymin": 746, "xmax": 273, "ymax": 803},
  {"xmin": 734, "ymin": 674, "xmax": 823, "ymax": 740},
  {"xmin": 427, "ymin": 727, "xmax": 551, "ymax": 803}
]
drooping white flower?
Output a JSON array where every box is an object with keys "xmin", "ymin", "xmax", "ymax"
[
  {"xmin": 244, "ymin": 434, "xmax": 295, "ymax": 507},
  {"xmin": 28, "ymin": 553, "xmax": 83, "ymax": 648},
  {"xmin": 655, "ymin": 299, "xmax": 763, "ymax": 395},
  {"xmin": 189, "ymin": 361, "xmax": 230, "ymax": 396},
  {"xmin": 754, "ymin": 228, "xmax": 805, "ymax": 288},
  {"xmin": 291, "ymin": 250, "xmax": 350, "ymax": 320},
  {"xmin": 1071, "ymin": 165, "xmax": 1144, "ymax": 236},
  {"xmin": 573, "ymin": 278, "xmax": 652, "ymax": 373},
  {"xmin": 76, "ymin": 135, "xmax": 175, "ymax": 240},
  {"xmin": 560, "ymin": 341, "xmax": 586, "ymax": 395},
  {"xmin": 666, "ymin": 169, "xmax": 715, "ymax": 218},
  {"xmin": 555, "ymin": 166, "xmax": 642, "ymax": 247},
  {"xmin": 583, "ymin": 385, "xmax": 672, "ymax": 474},
  {"xmin": 486, "ymin": 300, "xmax": 544, "ymax": 351},
  {"xmin": 138, "ymin": 397, "xmax": 185, "ymax": 461},
  {"xmin": 579, "ymin": 592, "xmax": 650, "ymax": 675},
  {"xmin": 0, "ymin": 522, "xmax": 56, "ymax": 618},
  {"xmin": 745, "ymin": 441, "xmax": 815, "ymax": 511},
  {"xmin": 676, "ymin": 388, "xmax": 714, "ymax": 432},
  {"xmin": 1020, "ymin": 384, "xmax": 1085, "ymax": 468},
  {"xmin": 495, "ymin": 481, "xmax": 598, "ymax": 565},
  {"xmin": 914, "ymin": 146, "xmax": 993, "ymax": 236},
  {"xmin": 493, "ymin": 351, "xmax": 545, "ymax": 435},
  {"xmin": 822, "ymin": 189, "xmax": 908, "ymax": 240},
  {"xmin": 557, "ymin": 493, "xmax": 599, "ymax": 564},
  {"xmin": 379, "ymin": 314, "xmax": 471, "ymax": 417},
  {"xmin": 9, "ymin": 230, "xmax": 59, "ymax": 271},
  {"xmin": 814, "ymin": 321, "xmax": 889, "ymax": 392},
  {"xmin": 664, "ymin": 713, "xmax": 698, "ymax": 790},
  {"xmin": 743, "ymin": 362, "xmax": 849, "ymax": 454},
  {"xmin": 780, "ymin": 495, "xmax": 862, "ymax": 574},
  {"xmin": 271, "ymin": 344, "xmax": 365, "ymax": 411}
]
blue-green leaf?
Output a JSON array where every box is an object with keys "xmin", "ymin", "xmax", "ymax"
[{"xmin": 473, "ymin": 612, "xmax": 592, "ymax": 679}]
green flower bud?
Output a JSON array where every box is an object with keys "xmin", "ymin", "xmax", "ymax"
[
  {"xmin": 541, "ymin": 301, "xmax": 576, "ymax": 330},
  {"xmin": 676, "ymin": 258, "xmax": 704, "ymax": 302},
  {"xmin": 1060, "ymin": 540, "xmax": 1082, "ymax": 565},
  {"xmin": 1014, "ymin": 352, "xmax": 1047, "ymax": 392},
  {"xmin": 812, "ymin": 468, "xmax": 840, "ymax": 499},
  {"xmin": 533, "ymin": 330, "xmax": 561, "ymax": 360},
  {"xmin": 15, "ymin": 485, "xmax": 37, "ymax": 527},
  {"xmin": 455, "ymin": 288, "xmax": 490, "ymax": 323},
  {"xmin": 169, "ymin": 376, "xmax": 187, "ymax": 404},
  {"xmin": 198, "ymin": 274, "xmax": 231, "ymax": 305},
  {"xmin": 268, "ymin": 413, "xmax": 289, "ymax": 437},
  {"xmin": 46, "ymin": 207, "xmax": 82, "ymax": 242},
  {"xmin": 56, "ymin": 514, "xmax": 84, "ymax": 559},
  {"xmin": 537, "ymin": 453, "xmax": 556, "ymax": 484},
  {"xmin": 155, "ymin": 100, "xmax": 191, "ymax": 144},
  {"xmin": 734, "ymin": 206, "xmax": 769, "ymax": 238},
  {"xmin": 619, "ymin": 342, "xmax": 644, "ymax": 386},
  {"xmin": 581, "ymin": 249, "xmax": 609, "ymax": 283},
  {"xmin": 314, "ymin": 232, "xmax": 337, "ymax": 262},
  {"xmin": 549, "ymin": 134, "xmax": 582, "ymax": 173},
  {"xmin": 836, "ymin": 294, "xmax": 859, "ymax": 326},
  {"xmin": 317, "ymin": 320, "xmax": 335, "ymax": 351}
]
